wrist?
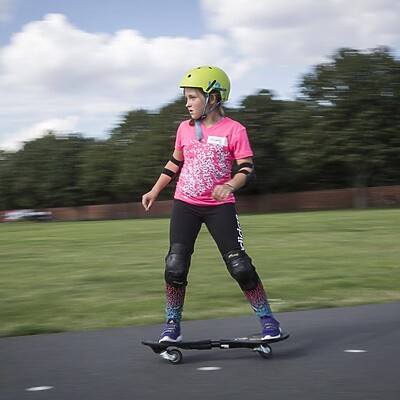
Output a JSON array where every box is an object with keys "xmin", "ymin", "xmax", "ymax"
[{"xmin": 224, "ymin": 182, "xmax": 236, "ymax": 192}]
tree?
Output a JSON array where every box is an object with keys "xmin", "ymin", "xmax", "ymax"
[
  {"xmin": 5, "ymin": 133, "xmax": 91, "ymax": 208},
  {"xmin": 1, "ymin": 47, "xmax": 399, "ymax": 210},
  {"xmin": 231, "ymin": 90, "xmax": 291, "ymax": 193},
  {"xmin": 298, "ymin": 47, "xmax": 400, "ymax": 197},
  {"xmin": 0, "ymin": 150, "xmax": 16, "ymax": 210},
  {"xmin": 110, "ymin": 99, "xmax": 186, "ymax": 202},
  {"xmin": 78, "ymin": 141, "xmax": 119, "ymax": 205}
]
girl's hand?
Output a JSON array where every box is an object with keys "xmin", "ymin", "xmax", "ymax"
[
  {"xmin": 142, "ymin": 191, "xmax": 158, "ymax": 211},
  {"xmin": 211, "ymin": 183, "xmax": 235, "ymax": 201}
]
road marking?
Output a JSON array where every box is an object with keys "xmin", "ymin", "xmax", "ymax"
[
  {"xmin": 270, "ymin": 299, "xmax": 286, "ymax": 305},
  {"xmin": 344, "ymin": 349, "xmax": 367, "ymax": 353},
  {"xmin": 197, "ymin": 367, "xmax": 222, "ymax": 371},
  {"xmin": 26, "ymin": 386, "xmax": 54, "ymax": 392}
]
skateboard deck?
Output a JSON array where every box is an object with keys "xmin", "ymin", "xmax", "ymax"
[{"xmin": 142, "ymin": 332, "xmax": 289, "ymax": 364}]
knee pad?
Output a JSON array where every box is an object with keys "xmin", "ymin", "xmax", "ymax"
[
  {"xmin": 223, "ymin": 250, "xmax": 259, "ymax": 291},
  {"xmin": 165, "ymin": 243, "xmax": 191, "ymax": 287}
]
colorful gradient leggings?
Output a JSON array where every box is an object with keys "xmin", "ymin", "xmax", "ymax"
[{"xmin": 164, "ymin": 200, "xmax": 273, "ymax": 322}]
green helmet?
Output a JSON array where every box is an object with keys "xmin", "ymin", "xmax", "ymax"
[{"xmin": 180, "ymin": 66, "xmax": 230, "ymax": 101}]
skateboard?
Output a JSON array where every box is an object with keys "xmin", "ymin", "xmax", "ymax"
[{"xmin": 142, "ymin": 332, "xmax": 289, "ymax": 364}]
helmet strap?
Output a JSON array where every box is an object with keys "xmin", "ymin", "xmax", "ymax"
[
  {"xmin": 207, "ymin": 100, "xmax": 222, "ymax": 114},
  {"xmin": 195, "ymin": 120, "xmax": 203, "ymax": 141},
  {"xmin": 194, "ymin": 94, "xmax": 210, "ymax": 141},
  {"xmin": 195, "ymin": 94, "xmax": 222, "ymax": 141},
  {"xmin": 201, "ymin": 94, "xmax": 210, "ymax": 120}
]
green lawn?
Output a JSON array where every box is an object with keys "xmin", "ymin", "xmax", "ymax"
[{"xmin": 1, "ymin": 208, "xmax": 399, "ymax": 337}]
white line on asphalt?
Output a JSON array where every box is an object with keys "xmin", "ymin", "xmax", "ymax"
[
  {"xmin": 26, "ymin": 386, "xmax": 54, "ymax": 392},
  {"xmin": 344, "ymin": 349, "xmax": 367, "ymax": 353}
]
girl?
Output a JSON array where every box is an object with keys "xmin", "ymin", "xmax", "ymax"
[{"xmin": 142, "ymin": 66, "xmax": 281, "ymax": 342}]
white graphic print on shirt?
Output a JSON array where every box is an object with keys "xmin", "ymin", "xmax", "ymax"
[{"xmin": 178, "ymin": 139, "xmax": 232, "ymax": 199}]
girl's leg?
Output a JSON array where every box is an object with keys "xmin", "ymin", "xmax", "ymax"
[
  {"xmin": 165, "ymin": 284, "xmax": 186, "ymax": 323},
  {"xmin": 242, "ymin": 280, "xmax": 273, "ymax": 317},
  {"xmin": 205, "ymin": 204, "xmax": 273, "ymax": 318},
  {"xmin": 164, "ymin": 201, "xmax": 202, "ymax": 323}
]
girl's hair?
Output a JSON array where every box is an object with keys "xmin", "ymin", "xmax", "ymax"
[
  {"xmin": 188, "ymin": 88, "xmax": 225, "ymax": 126},
  {"xmin": 211, "ymin": 89, "xmax": 225, "ymax": 117}
]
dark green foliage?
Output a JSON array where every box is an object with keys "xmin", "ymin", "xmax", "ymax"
[
  {"xmin": 298, "ymin": 47, "xmax": 400, "ymax": 189},
  {"xmin": 0, "ymin": 47, "xmax": 399, "ymax": 209}
]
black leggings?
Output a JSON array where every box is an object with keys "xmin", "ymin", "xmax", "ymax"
[{"xmin": 169, "ymin": 200, "xmax": 245, "ymax": 256}]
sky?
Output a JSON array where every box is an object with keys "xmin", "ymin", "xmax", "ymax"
[{"xmin": 0, "ymin": 0, "xmax": 399, "ymax": 151}]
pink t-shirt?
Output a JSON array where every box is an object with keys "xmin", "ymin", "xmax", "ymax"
[{"xmin": 174, "ymin": 117, "xmax": 253, "ymax": 206}]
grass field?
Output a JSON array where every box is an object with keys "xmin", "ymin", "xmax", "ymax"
[{"xmin": 1, "ymin": 208, "xmax": 399, "ymax": 337}]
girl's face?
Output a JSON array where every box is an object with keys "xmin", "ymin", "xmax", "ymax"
[{"xmin": 184, "ymin": 88, "xmax": 206, "ymax": 120}]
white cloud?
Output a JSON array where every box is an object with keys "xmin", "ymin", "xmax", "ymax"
[
  {"xmin": 1, "ymin": 1, "xmax": 400, "ymax": 151},
  {"xmin": 0, "ymin": 14, "xmax": 228, "ymax": 95},
  {"xmin": 1, "ymin": 116, "xmax": 79, "ymax": 151},
  {"xmin": 202, "ymin": 0, "xmax": 400, "ymax": 64},
  {"xmin": 0, "ymin": 13, "xmax": 230, "ymax": 150},
  {"xmin": 198, "ymin": 0, "xmax": 400, "ymax": 102}
]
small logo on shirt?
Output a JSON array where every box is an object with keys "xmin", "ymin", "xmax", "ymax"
[{"xmin": 207, "ymin": 136, "xmax": 228, "ymax": 146}]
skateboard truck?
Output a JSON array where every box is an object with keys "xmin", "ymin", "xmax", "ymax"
[
  {"xmin": 160, "ymin": 349, "xmax": 183, "ymax": 363},
  {"xmin": 252, "ymin": 344, "xmax": 272, "ymax": 358}
]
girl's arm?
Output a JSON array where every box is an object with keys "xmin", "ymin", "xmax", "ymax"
[
  {"xmin": 142, "ymin": 149, "xmax": 183, "ymax": 211},
  {"xmin": 212, "ymin": 157, "xmax": 254, "ymax": 201}
]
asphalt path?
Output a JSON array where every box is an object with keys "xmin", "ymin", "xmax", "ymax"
[{"xmin": 1, "ymin": 302, "xmax": 399, "ymax": 400}]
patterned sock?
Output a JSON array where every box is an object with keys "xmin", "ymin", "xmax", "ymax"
[
  {"xmin": 243, "ymin": 280, "xmax": 273, "ymax": 318},
  {"xmin": 165, "ymin": 284, "xmax": 186, "ymax": 323}
]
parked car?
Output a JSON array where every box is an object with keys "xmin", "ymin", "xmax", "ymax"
[{"xmin": 2, "ymin": 209, "xmax": 52, "ymax": 222}]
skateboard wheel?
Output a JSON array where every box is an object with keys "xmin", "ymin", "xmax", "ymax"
[
  {"xmin": 257, "ymin": 344, "xmax": 272, "ymax": 359},
  {"xmin": 167, "ymin": 349, "xmax": 183, "ymax": 364}
]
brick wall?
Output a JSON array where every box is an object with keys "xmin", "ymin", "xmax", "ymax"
[{"xmin": 41, "ymin": 185, "xmax": 399, "ymax": 222}]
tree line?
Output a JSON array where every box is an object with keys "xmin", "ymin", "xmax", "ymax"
[{"xmin": 1, "ymin": 47, "xmax": 399, "ymax": 210}]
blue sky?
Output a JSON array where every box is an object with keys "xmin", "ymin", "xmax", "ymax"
[
  {"xmin": 0, "ymin": 0, "xmax": 205, "ymax": 45},
  {"xmin": 1, "ymin": 0, "xmax": 399, "ymax": 150}
]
